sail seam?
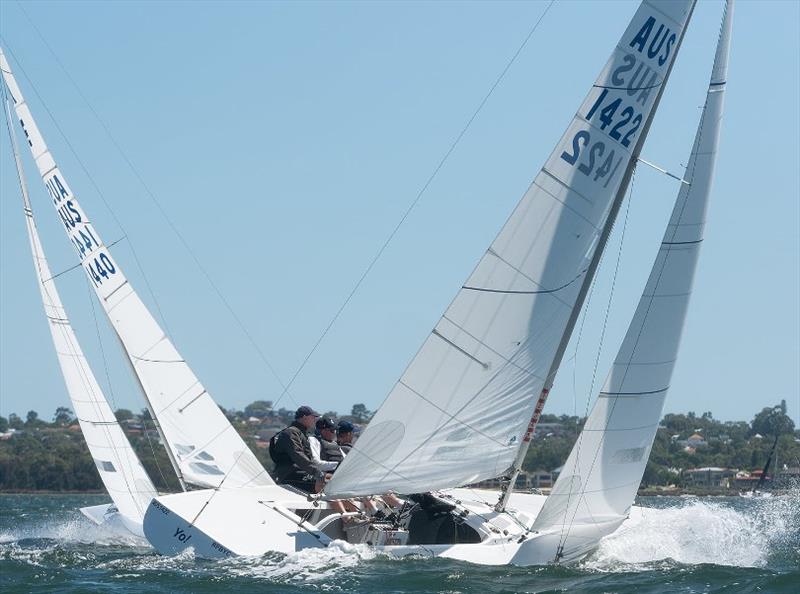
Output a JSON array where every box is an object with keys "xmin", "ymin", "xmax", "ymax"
[
  {"xmin": 540, "ymin": 168, "xmax": 596, "ymax": 208},
  {"xmin": 643, "ymin": 0, "xmax": 685, "ymax": 28},
  {"xmin": 399, "ymin": 380, "xmax": 516, "ymax": 448},
  {"xmin": 102, "ymin": 279, "xmax": 130, "ymax": 303},
  {"xmin": 532, "ymin": 176, "xmax": 602, "ymax": 230}
]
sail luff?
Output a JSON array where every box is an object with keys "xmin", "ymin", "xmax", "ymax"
[
  {"xmin": 2, "ymin": 85, "xmax": 158, "ymax": 528},
  {"xmin": 325, "ymin": 0, "xmax": 698, "ymax": 499},
  {"xmin": 0, "ymin": 47, "xmax": 274, "ymax": 490},
  {"xmin": 111, "ymin": 328, "xmax": 188, "ymax": 492},
  {"xmin": 531, "ymin": 0, "xmax": 734, "ymax": 555},
  {"xmin": 495, "ymin": 0, "xmax": 698, "ymax": 512}
]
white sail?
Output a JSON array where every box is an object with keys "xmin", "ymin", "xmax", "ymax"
[
  {"xmin": 531, "ymin": 0, "xmax": 734, "ymax": 553},
  {"xmin": 3, "ymin": 91, "xmax": 157, "ymax": 531},
  {"xmin": 0, "ymin": 49, "xmax": 273, "ymax": 490},
  {"xmin": 326, "ymin": 0, "xmax": 696, "ymax": 498}
]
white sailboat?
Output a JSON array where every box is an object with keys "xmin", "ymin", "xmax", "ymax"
[
  {"xmin": 1, "ymin": 33, "xmax": 277, "ymax": 523},
  {"xmin": 2, "ymin": 74, "xmax": 157, "ymax": 537},
  {"xmin": 137, "ymin": 0, "xmax": 733, "ymax": 565}
]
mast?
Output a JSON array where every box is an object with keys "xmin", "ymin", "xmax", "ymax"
[
  {"xmin": 495, "ymin": 0, "xmax": 698, "ymax": 512},
  {"xmin": 754, "ymin": 433, "xmax": 779, "ymax": 492}
]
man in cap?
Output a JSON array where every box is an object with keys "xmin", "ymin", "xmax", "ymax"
[
  {"xmin": 269, "ymin": 405, "xmax": 323, "ymax": 493},
  {"xmin": 310, "ymin": 417, "xmax": 344, "ymax": 471},
  {"xmin": 336, "ymin": 420, "xmax": 355, "ymax": 454}
]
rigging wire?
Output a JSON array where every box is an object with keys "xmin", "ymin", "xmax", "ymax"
[
  {"xmin": 4, "ymin": 13, "xmax": 293, "ymax": 404},
  {"xmin": 270, "ymin": 0, "xmax": 556, "ymax": 408}
]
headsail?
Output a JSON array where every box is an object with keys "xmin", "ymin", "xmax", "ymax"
[
  {"xmin": 531, "ymin": 0, "xmax": 734, "ymax": 555},
  {"xmin": 326, "ymin": 0, "xmax": 696, "ymax": 498},
  {"xmin": 0, "ymin": 48, "xmax": 273, "ymax": 490},
  {"xmin": 3, "ymin": 87, "xmax": 157, "ymax": 531}
]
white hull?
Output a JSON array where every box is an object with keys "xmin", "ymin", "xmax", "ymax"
[{"xmin": 143, "ymin": 486, "xmax": 634, "ymax": 566}]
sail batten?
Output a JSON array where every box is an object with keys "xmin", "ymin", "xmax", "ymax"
[{"xmin": 0, "ymin": 49, "xmax": 273, "ymax": 491}]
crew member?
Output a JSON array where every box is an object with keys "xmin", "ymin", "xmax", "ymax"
[
  {"xmin": 336, "ymin": 420, "xmax": 355, "ymax": 454},
  {"xmin": 310, "ymin": 417, "xmax": 343, "ymax": 471},
  {"xmin": 270, "ymin": 405, "xmax": 322, "ymax": 493}
]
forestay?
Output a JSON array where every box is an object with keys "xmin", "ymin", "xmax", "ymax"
[
  {"xmin": 0, "ymin": 50, "xmax": 273, "ymax": 490},
  {"xmin": 326, "ymin": 0, "xmax": 696, "ymax": 498},
  {"xmin": 532, "ymin": 0, "xmax": 734, "ymax": 548},
  {"xmin": 3, "ymin": 82, "xmax": 157, "ymax": 526}
]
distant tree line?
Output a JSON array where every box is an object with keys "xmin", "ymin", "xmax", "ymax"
[{"xmin": 0, "ymin": 400, "xmax": 797, "ymax": 492}]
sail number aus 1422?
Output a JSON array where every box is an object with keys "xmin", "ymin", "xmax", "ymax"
[{"xmin": 560, "ymin": 89, "xmax": 644, "ymax": 187}]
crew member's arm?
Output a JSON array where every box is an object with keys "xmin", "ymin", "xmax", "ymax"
[{"xmin": 309, "ymin": 436, "xmax": 338, "ymax": 472}]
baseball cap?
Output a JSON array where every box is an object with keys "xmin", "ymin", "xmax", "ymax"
[
  {"xmin": 337, "ymin": 420, "xmax": 355, "ymax": 434},
  {"xmin": 295, "ymin": 405, "xmax": 320, "ymax": 419},
  {"xmin": 316, "ymin": 417, "xmax": 336, "ymax": 431}
]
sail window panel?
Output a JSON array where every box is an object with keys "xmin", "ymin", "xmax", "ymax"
[{"xmin": 94, "ymin": 459, "xmax": 117, "ymax": 473}]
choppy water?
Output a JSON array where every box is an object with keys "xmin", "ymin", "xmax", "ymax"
[{"xmin": 1, "ymin": 493, "xmax": 797, "ymax": 593}]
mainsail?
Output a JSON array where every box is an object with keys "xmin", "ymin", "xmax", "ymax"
[
  {"xmin": 532, "ymin": 0, "xmax": 734, "ymax": 552},
  {"xmin": 326, "ymin": 0, "xmax": 696, "ymax": 498},
  {"xmin": 3, "ymin": 89, "xmax": 157, "ymax": 529},
  {"xmin": 0, "ymin": 49, "xmax": 273, "ymax": 490}
]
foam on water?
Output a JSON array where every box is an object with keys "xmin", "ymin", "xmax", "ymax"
[
  {"xmin": 217, "ymin": 540, "xmax": 378, "ymax": 582},
  {"xmin": 0, "ymin": 513, "xmax": 146, "ymax": 547},
  {"xmin": 586, "ymin": 492, "xmax": 800, "ymax": 571}
]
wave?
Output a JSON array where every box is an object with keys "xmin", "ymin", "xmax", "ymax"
[{"xmin": 586, "ymin": 491, "xmax": 800, "ymax": 571}]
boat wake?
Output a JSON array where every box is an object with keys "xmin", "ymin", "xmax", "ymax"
[{"xmin": 586, "ymin": 492, "xmax": 800, "ymax": 571}]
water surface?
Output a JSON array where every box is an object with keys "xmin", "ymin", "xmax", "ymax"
[{"xmin": 1, "ymin": 493, "xmax": 797, "ymax": 593}]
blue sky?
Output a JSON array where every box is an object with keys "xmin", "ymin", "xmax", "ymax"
[{"xmin": 0, "ymin": 1, "xmax": 797, "ymax": 427}]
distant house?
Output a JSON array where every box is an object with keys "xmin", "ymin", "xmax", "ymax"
[
  {"xmin": 687, "ymin": 433, "xmax": 707, "ymax": 447},
  {"xmin": 684, "ymin": 467, "xmax": 736, "ymax": 488},
  {"xmin": 533, "ymin": 423, "xmax": 566, "ymax": 439}
]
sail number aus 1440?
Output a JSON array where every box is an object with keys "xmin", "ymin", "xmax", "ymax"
[
  {"xmin": 560, "ymin": 88, "xmax": 643, "ymax": 187},
  {"xmin": 85, "ymin": 252, "xmax": 116, "ymax": 287}
]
